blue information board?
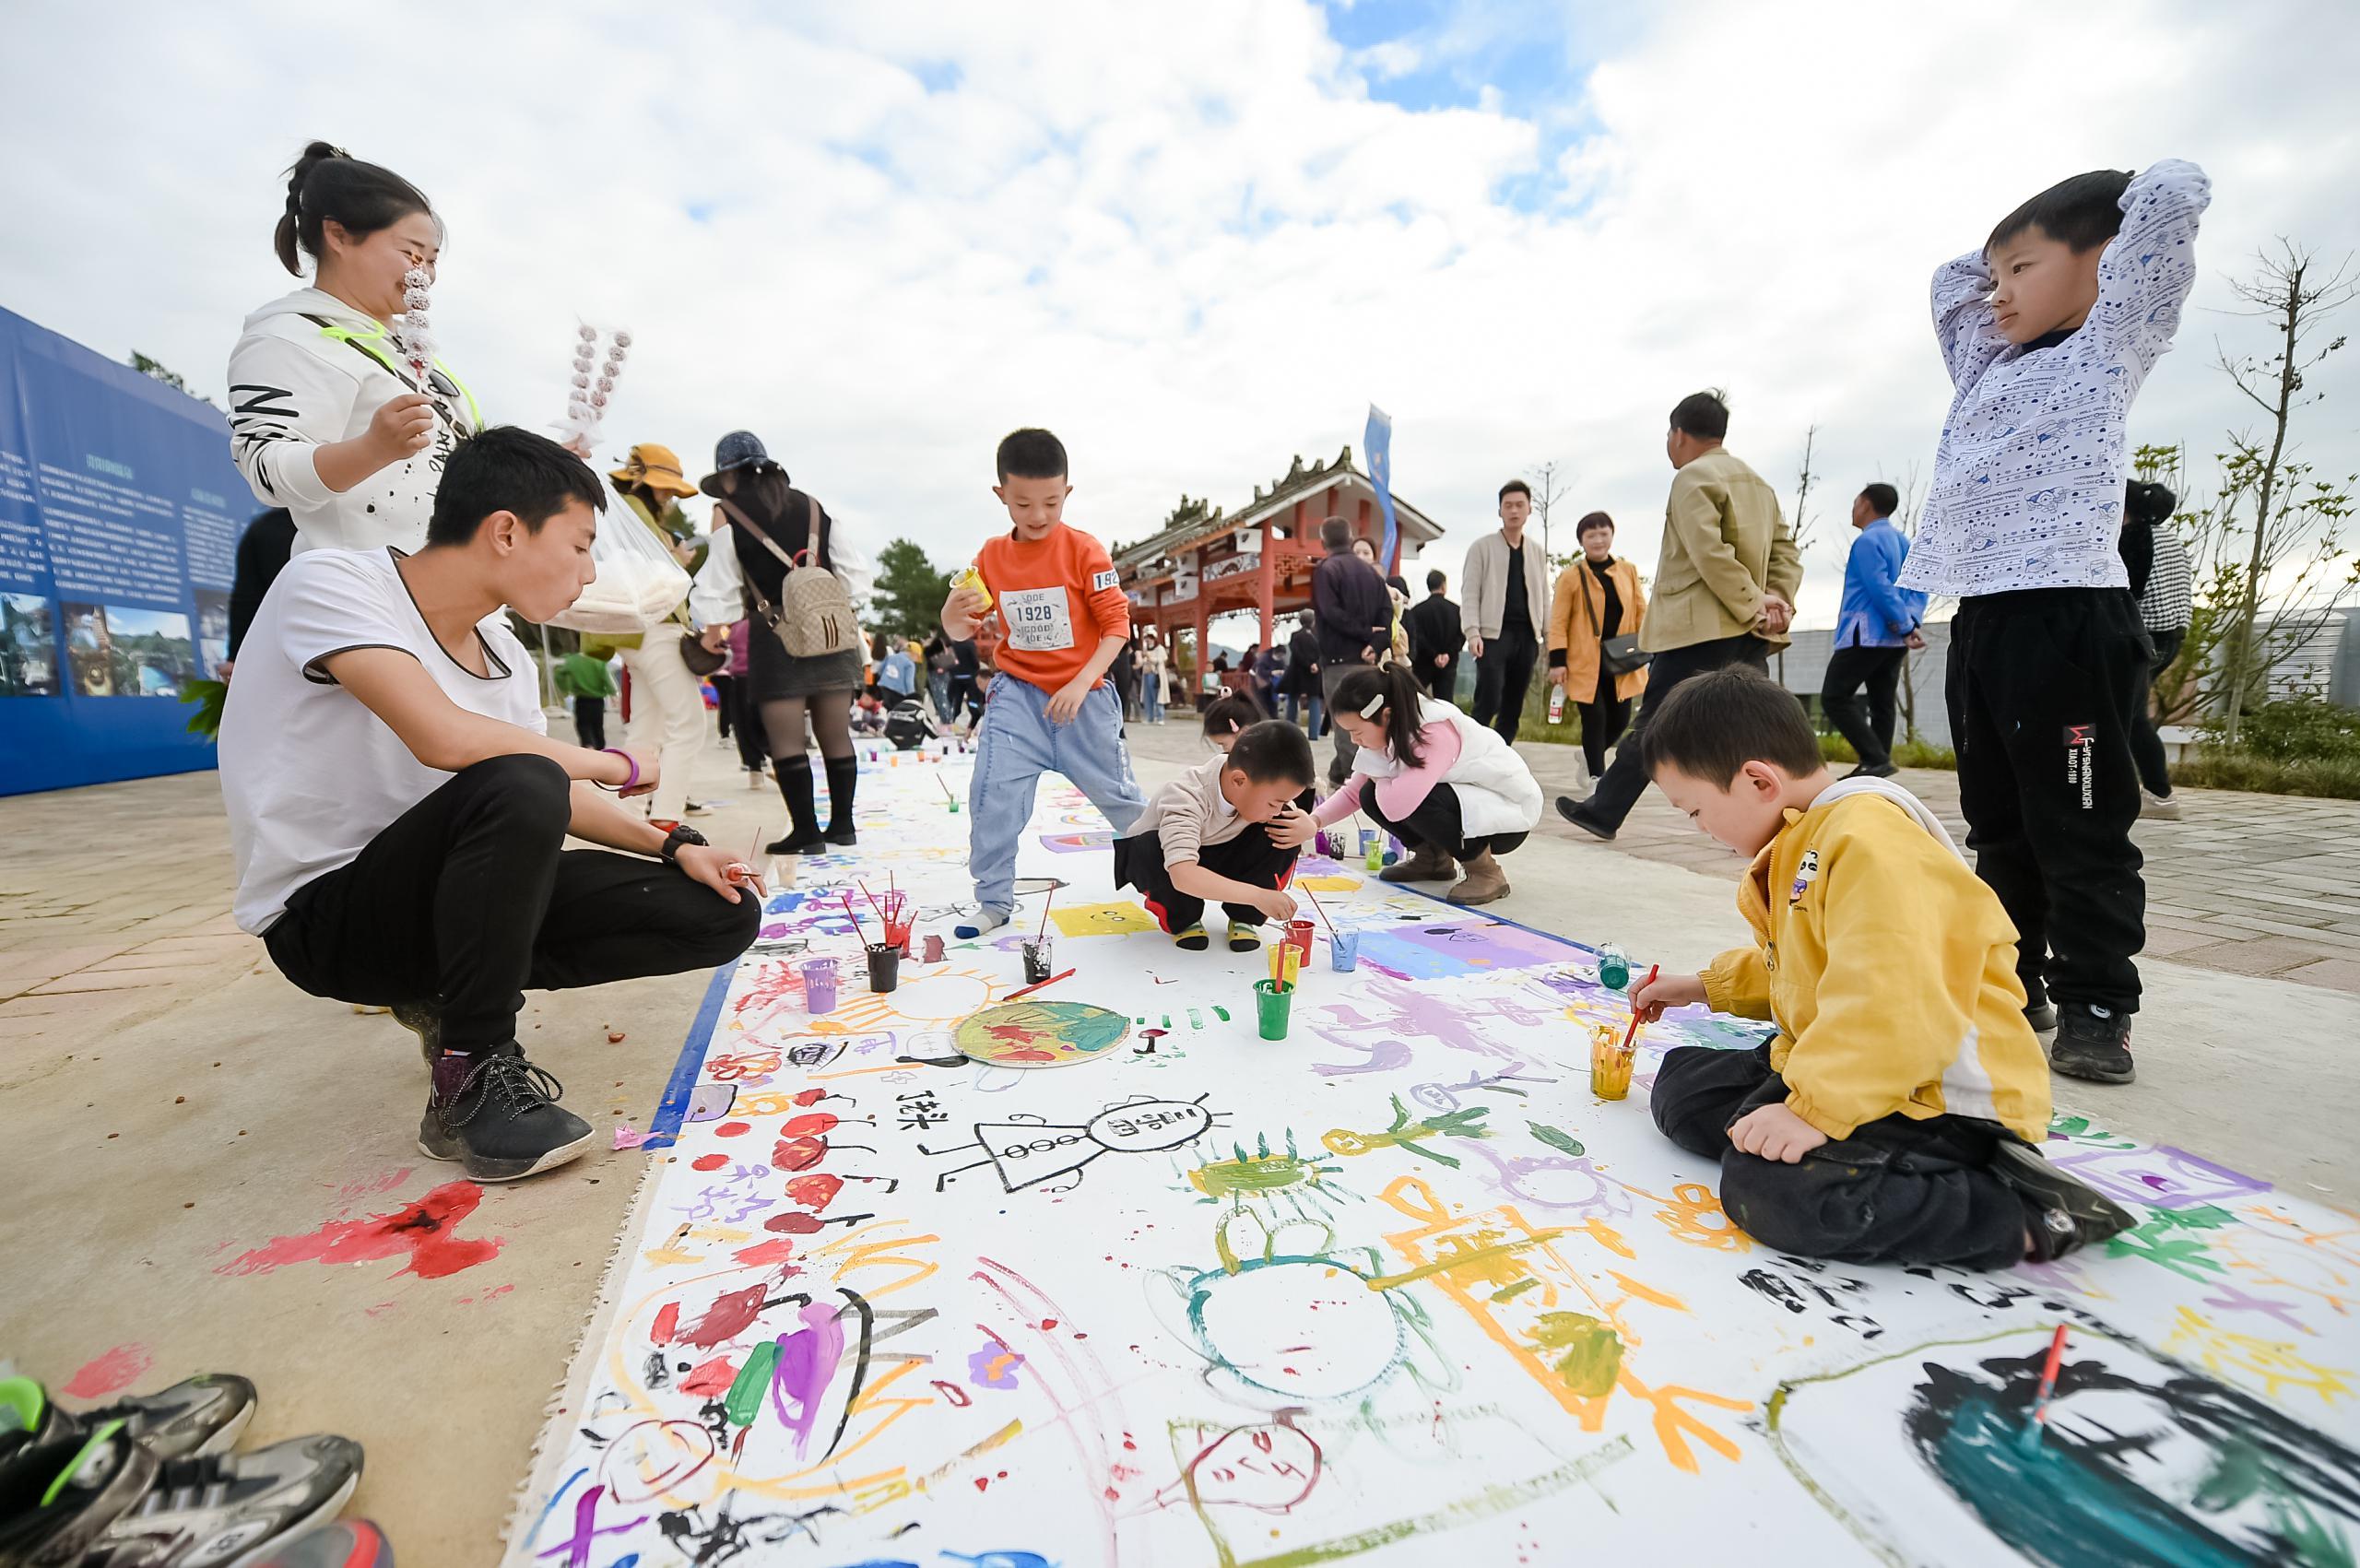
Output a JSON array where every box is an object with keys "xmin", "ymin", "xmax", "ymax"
[{"xmin": 0, "ymin": 303, "xmax": 252, "ymax": 795}]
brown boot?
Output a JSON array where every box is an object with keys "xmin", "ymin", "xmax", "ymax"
[
  {"xmin": 1446, "ymin": 851, "xmax": 1510, "ymax": 905},
  {"xmin": 1378, "ymin": 843, "xmax": 1456, "ymax": 883}
]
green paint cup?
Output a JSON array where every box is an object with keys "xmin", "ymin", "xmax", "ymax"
[{"xmin": 1254, "ymin": 979, "xmax": 1292, "ymax": 1041}]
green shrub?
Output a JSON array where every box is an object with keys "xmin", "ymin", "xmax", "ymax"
[
  {"xmin": 2170, "ymin": 750, "xmax": 2360, "ymax": 799},
  {"xmin": 2205, "ymin": 696, "xmax": 2360, "ymax": 764},
  {"xmin": 1817, "ymin": 732, "xmax": 1956, "ymax": 771}
]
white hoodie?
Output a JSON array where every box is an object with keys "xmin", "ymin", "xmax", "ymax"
[{"xmin": 226, "ymin": 288, "xmax": 481, "ymax": 555}]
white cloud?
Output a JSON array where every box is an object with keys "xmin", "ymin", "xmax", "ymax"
[{"xmin": 4, "ymin": 0, "xmax": 2356, "ymax": 634}]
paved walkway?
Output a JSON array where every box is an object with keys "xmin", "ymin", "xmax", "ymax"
[{"xmin": 1120, "ymin": 717, "xmax": 2360, "ymax": 995}]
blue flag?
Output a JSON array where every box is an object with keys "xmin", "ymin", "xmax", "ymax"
[{"xmin": 1363, "ymin": 403, "xmax": 1398, "ymax": 572}]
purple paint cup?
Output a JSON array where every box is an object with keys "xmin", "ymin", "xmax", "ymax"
[{"xmin": 802, "ymin": 958, "xmax": 839, "ymax": 1015}]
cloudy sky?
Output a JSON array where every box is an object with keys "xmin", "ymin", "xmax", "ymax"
[{"xmin": 6, "ymin": 0, "xmax": 2357, "ymax": 629}]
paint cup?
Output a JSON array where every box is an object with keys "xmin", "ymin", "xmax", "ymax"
[
  {"xmin": 1589, "ymin": 1023, "xmax": 1634, "ymax": 1101},
  {"xmin": 1365, "ymin": 840, "xmax": 1384, "ymax": 871},
  {"xmin": 1283, "ymin": 919, "xmax": 1315, "ymax": 966},
  {"xmin": 1329, "ymin": 930, "xmax": 1361, "ymax": 972},
  {"xmin": 1358, "ymin": 828, "xmax": 1377, "ymax": 856},
  {"xmin": 1021, "ymin": 936, "xmax": 1055, "ymax": 985},
  {"xmin": 1254, "ymin": 979, "xmax": 1293, "ymax": 1040},
  {"xmin": 923, "ymin": 934, "xmax": 947, "ymax": 963},
  {"xmin": 1315, "ymin": 830, "xmax": 1339, "ymax": 859},
  {"xmin": 1598, "ymin": 946, "xmax": 1632, "ymax": 992},
  {"xmin": 802, "ymin": 958, "xmax": 839, "ymax": 1015},
  {"xmin": 866, "ymin": 942, "xmax": 901, "ymax": 994}
]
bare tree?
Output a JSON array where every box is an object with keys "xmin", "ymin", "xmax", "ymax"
[
  {"xmin": 1775, "ymin": 424, "xmax": 1821, "ymax": 686},
  {"xmin": 1527, "ymin": 458, "xmax": 1572, "ymax": 566},
  {"xmin": 2212, "ymin": 242, "xmax": 2360, "ymax": 744}
]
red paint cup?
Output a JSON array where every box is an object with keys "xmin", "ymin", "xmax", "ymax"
[{"xmin": 1284, "ymin": 919, "xmax": 1315, "ymax": 965}]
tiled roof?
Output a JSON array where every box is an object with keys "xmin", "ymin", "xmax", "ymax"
[{"xmin": 1112, "ymin": 445, "xmax": 1442, "ymax": 572}]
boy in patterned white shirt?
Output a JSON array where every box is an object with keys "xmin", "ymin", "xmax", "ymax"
[{"xmin": 1900, "ymin": 160, "xmax": 2210, "ymax": 1087}]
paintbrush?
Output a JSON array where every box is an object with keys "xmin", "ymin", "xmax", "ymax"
[
  {"xmin": 2020, "ymin": 1325, "xmax": 2071, "ymax": 1452},
  {"xmin": 840, "ymin": 890, "xmax": 867, "ymax": 948},
  {"xmin": 1005, "ymin": 967, "xmax": 1075, "ymax": 1002},
  {"xmin": 1621, "ymin": 963, "xmax": 1659, "ymax": 1055},
  {"xmin": 1295, "ymin": 877, "xmax": 1336, "ymax": 937},
  {"xmin": 1035, "ymin": 881, "xmax": 1056, "ymax": 943}
]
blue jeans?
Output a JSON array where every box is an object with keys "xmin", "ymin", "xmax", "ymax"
[
  {"xmin": 1284, "ymin": 690, "xmax": 1324, "ymax": 737},
  {"xmin": 968, "ymin": 676, "xmax": 1146, "ymax": 914},
  {"xmin": 928, "ymin": 671, "xmax": 953, "ymax": 722},
  {"xmin": 1142, "ymin": 672, "xmax": 1164, "ymax": 724}
]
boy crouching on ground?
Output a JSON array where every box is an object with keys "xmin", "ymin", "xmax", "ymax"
[
  {"xmin": 1115, "ymin": 719, "xmax": 1318, "ymax": 953},
  {"xmin": 1629, "ymin": 668, "xmax": 2133, "ymax": 1268}
]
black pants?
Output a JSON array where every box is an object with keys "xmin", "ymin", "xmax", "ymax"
[
  {"xmin": 263, "ymin": 756, "xmax": 760, "ymax": 1055},
  {"xmin": 1582, "ymin": 632, "xmax": 1772, "ymax": 829},
  {"xmin": 2130, "ymin": 628, "xmax": 2185, "ymax": 797},
  {"xmin": 1821, "ymin": 645, "xmax": 1907, "ymax": 772},
  {"xmin": 731, "ymin": 678, "xmax": 769, "ymax": 772},
  {"xmin": 1574, "ymin": 692, "xmax": 1632, "ymax": 779},
  {"xmin": 1115, "ymin": 821, "xmax": 1300, "ymax": 931},
  {"xmin": 1363, "ymin": 782, "xmax": 1528, "ymax": 862},
  {"xmin": 1470, "ymin": 626, "xmax": 1540, "ymax": 745},
  {"xmin": 712, "ymin": 672, "xmax": 737, "ymax": 739},
  {"xmin": 1651, "ymin": 1043, "xmax": 2027, "ymax": 1269},
  {"xmin": 946, "ymin": 673, "xmax": 984, "ymax": 725},
  {"xmin": 1418, "ymin": 658, "xmax": 1458, "ymax": 703},
  {"xmin": 1948, "ymin": 589, "xmax": 2147, "ymax": 1014},
  {"xmin": 572, "ymin": 697, "xmax": 605, "ymax": 751}
]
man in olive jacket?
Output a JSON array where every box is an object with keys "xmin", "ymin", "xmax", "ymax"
[{"xmin": 1558, "ymin": 391, "xmax": 1801, "ymax": 840}]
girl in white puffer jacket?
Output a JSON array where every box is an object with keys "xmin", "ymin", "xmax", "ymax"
[{"xmin": 227, "ymin": 141, "xmax": 481, "ymax": 556}]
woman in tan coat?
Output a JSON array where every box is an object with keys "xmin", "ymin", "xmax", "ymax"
[{"xmin": 1547, "ymin": 512, "xmax": 1649, "ymax": 778}]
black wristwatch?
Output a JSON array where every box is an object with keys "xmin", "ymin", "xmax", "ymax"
[{"xmin": 660, "ymin": 824, "xmax": 710, "ymax": 863}]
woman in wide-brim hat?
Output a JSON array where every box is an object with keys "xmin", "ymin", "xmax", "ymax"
[
  {"xmin": 591, "ymin": 441, "xmax": 709, "ymax": 831},
  {"xmin": 689, "ymin": 430, "xmax": 867, "ymax": 855}
]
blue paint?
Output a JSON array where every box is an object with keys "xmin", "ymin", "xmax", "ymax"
[
  {"xmin": 642, "ymin": 955, "xmax": 742, "ymax": 1149},
  {"xmin": 526, "ymin": 1467, "xmax": 587, "ymax": 1551}
]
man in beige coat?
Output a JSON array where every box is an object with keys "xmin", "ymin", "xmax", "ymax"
[{"xmin": 1558, "ymin": 391, "xmax": 1801, "ymax": 840}]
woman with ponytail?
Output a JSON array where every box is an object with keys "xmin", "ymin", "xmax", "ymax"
[
  {"xmin": 1308, "ymin": 661, "xmax": 1541, "ymax": 905},
  {"xmin": 227, "ymin": 141, "xmax": 482, "ymax": 554}
]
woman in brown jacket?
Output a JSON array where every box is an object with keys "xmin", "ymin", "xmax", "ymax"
[{"xmin": 1547, "ymin": 512, "xmax": 1649, "ymax": 778}]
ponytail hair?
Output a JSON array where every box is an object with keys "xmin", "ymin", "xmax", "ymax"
[
  {"xmin": 1331, "ymin": 663, "xmax": 1429, "ymax": 769},
  {"xmin": 274, "ymin": 141, "xmax": 434, "ymax": 277}
]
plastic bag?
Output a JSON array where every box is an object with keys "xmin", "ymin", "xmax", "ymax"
[{"xmin": 542, "ymin": 475, "xmax": 692, "ymax": 634}]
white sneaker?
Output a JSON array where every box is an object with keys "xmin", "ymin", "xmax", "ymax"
[{"xmin": 2141, "ymin": 790, "xmax": 2182, "ymax": 821}]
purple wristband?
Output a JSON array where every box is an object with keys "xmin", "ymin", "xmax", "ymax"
[{"xmin": 600, "ymin": 748, "xmax": 639, "ymax": 791}]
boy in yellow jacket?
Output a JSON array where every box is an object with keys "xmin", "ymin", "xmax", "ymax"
[{"xmin": 1630, "ymin": 668, "xmax": 2133, "ymax": 1268}]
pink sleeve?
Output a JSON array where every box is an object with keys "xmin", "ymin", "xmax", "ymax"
[
  {"xmin": 1312, "ymin": 777, "xmax": 1367, "ymax": 827},
  {"xmin": 1374, "ymin": 722, "xmax": 1461, "ymax": 819}
]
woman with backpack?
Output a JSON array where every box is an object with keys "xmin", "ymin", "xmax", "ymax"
[
  {"xmin": 227, "ymin": 141, "xmax": 482, "ymax": 554},
  {"xmin": 691, "ymin": 431, "xmax": 867, "ymax": 854}
]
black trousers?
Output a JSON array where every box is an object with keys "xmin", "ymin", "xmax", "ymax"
[
  {"xmin": 946, "ymin": 673, "xmax": 985, "ymax": 725},
  {"xmin": 1470, "ymin": 626, "xmax": 1540, "ymax": 745},
  {"xmin": 2130, "ymin": 627, "xmax": 2185, "ymax": 797},
  {"xmin": 730, "ymin": 678, "xmax": 769, "ymax": 772},
  {"xmin": 1418, "ymin": 658, "xmax": 1458, "ymax": 703},
  {"xmin": 1583, "ymin": 632, "xmax": 1772, "ymax": 829},
  {"xmin": 1575, "ymin": 693, "xmax": 1631, "ymax": 779},
  {"xmin": 1821, "ymin": 644, "xmax": 1907, "ymax": 771},
  {"xmin": 1651, "ymin": 1043, "xmax": 2027, "ymax": 1269},
  {"xmin": 1363, "ymin": 782, "xmax": 1528, "ymax": 862},
  {"xmin": 571, "ymin": 697, "xmax": 605, "ymax": 751},
  {"xmin": 264, "ymin": 756, "xmax": 761, "ymax": 1055},
  {"xmin": 1948, "ymin": 589, "xmax": 2148, "ymax": 1014},
  {"xmin": 712, "ymin": 672, "xmax": 737, "ymax": 738},
  {"xmin": 1114, "ymin": 821, "xmax": 1300, "ymax": 931}
]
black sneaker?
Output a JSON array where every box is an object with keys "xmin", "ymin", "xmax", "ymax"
[
  {"xmin": 0, "ymin": 1421, "xmax": 158, "ymax": 1562},
  {"xmin": 824, "ymin": 823, "xmax": 858, "ymax": 847},
  {"xmin": 1553, "ymin": 796, "xmax": 1615, "ymax": 841},
  {"xmin": 98, "ymin": 1433, "xmax": 363, "ymax": 1566},
  {"xmin": 391, "ymin": 1001, "xmax": 441, "ymax": 1069},
  {"xmin": 1844, "ymin": 761, "xmax": 1899, "ymax": 779},
  {"xmin": 2, "ymin": 1374, "xmax": 257, "ymax": 1466},
  {"xmin": 1990, "ymin": 1140, "xmax": 2139, "ymax": 1259},
  {"xmin": 2050, "ymin": 1004, "xmax": 2135, "ymax": 1084},
  {"xmin": 765, "ymin": 829, "xmax": 828, "ymax": 855},
  {"xmin": 421, "ymin": 1050, "xmax": 595, "ymax": 1182}
]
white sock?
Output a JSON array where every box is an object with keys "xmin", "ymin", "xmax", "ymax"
[{"xmin": 956, "ymin": 906, "xmax": 1012, "ymax": 938}]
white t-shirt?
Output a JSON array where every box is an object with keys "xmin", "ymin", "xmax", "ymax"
[{"xmin": 219, "ymin": 547, "xmax": 547, "ymax": 934}]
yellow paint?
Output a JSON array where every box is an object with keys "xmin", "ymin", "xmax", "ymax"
[
  {"xmin": 1049, "ymin": 900, "xmax": 1159, "ymax": 937},
  {"xmin": 1298, "ymin": 875, "xmax": 1362, "ymax": 891},
  {"xmin": 2163, "ymin": 1305, "xmax": 2356, "ymax": 1405}
]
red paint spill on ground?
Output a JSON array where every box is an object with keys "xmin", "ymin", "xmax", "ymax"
[
  {"xmin": 783, "ymin": 1173, "xmax": 843, "ymax": 1210},
  {"xmin": 715, "ymin": 1121, "xmax": 751, "ymax": 1138},
  {"xmin": 652, "ymin": 1303, "xmax": 681, "ymax": 1346},
  {"xmin": 691, "ymin": 1153, "xmax": 728, "ymax": 1172},
  {"xmin": 215, "ymin": 1181, "xmax": 503, "ymax": 1280},
  {"xmin": 733, "ymin": 1239, "xmax": 798, "ymax": 1267},
  {"xmin": 677, "ymin": 1283, "xmax": 768, "ymax": 1349},
  {"xmin": 62, "ymin": 1344, "xmax": 151, "ymax": 1399}
]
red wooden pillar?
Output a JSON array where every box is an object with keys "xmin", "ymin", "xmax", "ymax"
[
  {"xmin": 1191, "ymin": 595, "xmax": 1210, "ymax": 708},
  {"xmin": 1256, "ymin": 519, "xmax": 1276, "ymax": 649}
]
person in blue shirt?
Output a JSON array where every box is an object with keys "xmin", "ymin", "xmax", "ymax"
[
  {"xmin": 873, "ymin": 634, "xmax": 918, "ymax": 701},
  {"xmin": 1821, "ymin": 483, "xmax": 1928, "ymax": 777}
]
